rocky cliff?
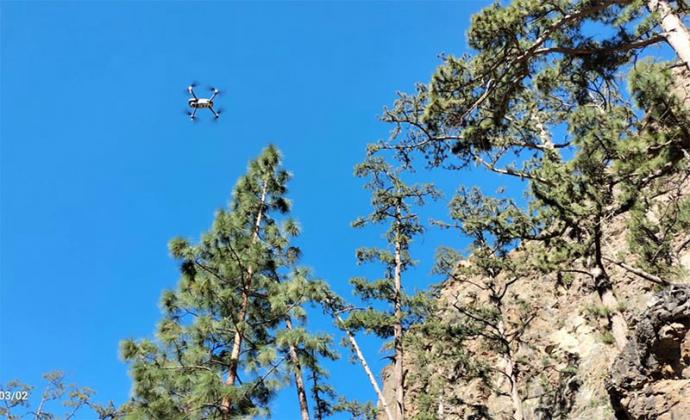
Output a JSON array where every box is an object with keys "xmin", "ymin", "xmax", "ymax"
[
  {"xmin": 380, "ymin": 68, "xmax": 690, "ymax": 420},
  {"xmin": 383, "ymin": 229, "xmax": 690, "ymax": 419}
]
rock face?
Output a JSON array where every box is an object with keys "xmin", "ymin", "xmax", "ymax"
[
  {"xmin": 607, "ymin": 285, "xmax": 690, "ymax": 419},
  {"xmin": 380, "ymin": 194, "xmax": 690, "ymax": 419}
]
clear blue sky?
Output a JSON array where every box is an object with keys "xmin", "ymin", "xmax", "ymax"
[{"xmin": 1, "ymin": 1, "xmax": 495, "ymax": 418}]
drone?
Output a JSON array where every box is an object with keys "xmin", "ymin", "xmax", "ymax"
[{"xmin": 185, "ymin": 83, "xmax": 222, "ymax": 121}]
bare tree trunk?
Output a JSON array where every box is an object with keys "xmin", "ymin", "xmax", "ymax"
[
  {"xmin": 648, "ymin": 0, "xmax": 690, "ymax": 69},
  {"xmin": 285, "ymin": 317, "xmax": 311, "ymax": 420},
  {"xmin": 497, "ymin": 321, "xmax": 524, "ymax": 420},
  {"xmin": 393, "ymin": 223, "xmax": 405, "ymax": 420},
  {"xmin": 600, "ymin": 287, "xmax": 629, "ymax": 350},
  {"xmin": 505, "ymin": 356, "xmax": 524, "ymax": 420},
  {"xmin": 335, "ymin": 313, "xmax": 395, "ymax": 420},
  {"xmin": 223, "ymin": 180, "xmax": 269, "ymax": 417},
  {"xmin": 592, "ymin": 222, "xmax": 628, "ymax": 351},
  {"xmin": 590, "ymin": 270, "xmax": 628, "ymax": 351},
  {"xmin": 226, "ymin": 291, "xmax": 249, "ymax": 387}
]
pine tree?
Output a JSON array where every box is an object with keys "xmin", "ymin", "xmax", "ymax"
[
  {"xmin": 434, "ymin": 188, "xmax": 543, "ymax": 420},
  {"xmin": 345, "ymin": 155, "xmax": 439, "ymax": 419},
  {"xmin": 622, "ymin": 60, "xmax": 690, "ymax": 279},
  {"xmin": 121, "ymin": 146, "xmax": 334, "ymax": 419},
  {"xmin": 271, "ymin": 268, "xmax": 340, "ymax": 420},
  {"xmin": 374, "ymin": 0, "xmax": 690, "ymax": 353},
  {"xmin": 391, "ymin": 286, "xmax": 481, "ymax": 419}
]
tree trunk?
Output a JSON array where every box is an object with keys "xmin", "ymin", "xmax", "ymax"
[
  {"xmin": 648, "ymin": 0, "xmax": 690, "ymax": 69},
  {"xmin": 225, "ymin": 291, "xmax": 249, "ymax": 387},
  {"xmin": 590, "ymin": 268, "xmax": 628, "ymax": 351},
  {"xmin": 285, "ymin": 317, "xmax": 311, "ymax": 420},
  {"xmin": 507, "ymin": 357, "xmax": 524, "ymax": 420},
  {"xmin": 310, "ymin": 353, "xmax": 325, "ymax": 420},
  {"xmin": 592, "ymin": 222, "xmax": 628, "ymax": 351},
  {"xmin": 393, "ymin": 228, "xmax": 405, "ymax": 420},
  {"xmin": 600, "ymin": 287, "xmax": 629, "ymax": 350},
  {"xmin": 223, "ymin": 180, "xmax": 269, "ymax": 417},
  {"xmin": 336, "ymin": 313, "xmax": 395, "ymax": 420},
  {"xmin": 498, "ymin": 321, "xmax": 524, "ymax": 420}
]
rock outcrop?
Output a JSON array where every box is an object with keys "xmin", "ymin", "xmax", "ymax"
[
  {"xmin": 607, "ymin": 285, "xmax": 690, "ymax": 419},
  {"xmin": 381, "ymin": 202, "xmax": 690, "ymax": 419}
]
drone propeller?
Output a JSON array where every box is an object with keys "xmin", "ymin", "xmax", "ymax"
[
  {"xmin": 212, "ymin": 108, "xmax": 224, "ymax": 121},
  {"xmin": 183, "ymin": 109, "xmax": 199, "ymax": 122},
  {"xmin": 185, "ymin": 81, "xmax": 200, "ymax": 96}
]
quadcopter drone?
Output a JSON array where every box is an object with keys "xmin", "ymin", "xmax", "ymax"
[{"xmin": 185, "ymin": 83, "xmax": 222, "ymax": 121}]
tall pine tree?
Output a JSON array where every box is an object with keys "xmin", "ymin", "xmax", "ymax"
[
  {"xmin": 346, "ymin": 155, "xmax": 439, "ymax": 419},
  {"xmin": 121, "ymin": 146, "xmax": 334, "ymax": 419}
]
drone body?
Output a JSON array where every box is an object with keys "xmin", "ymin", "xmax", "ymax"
[{"xmin": 186, "ymin": 83, "xmax": 222, "ymax": 120}]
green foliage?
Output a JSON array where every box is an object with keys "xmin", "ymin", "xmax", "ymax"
[
  {"xmin": 535, "ymin": 353, "xmax": 581, "ymax": 419},
  {"xmin": 627, "ymin": 190, "xmax": 690, "ymax": 277},
  {"xmin": 345, "ymin": 156, "xmax": 439, "ymax": 337},
  {"xmin": 584, "ymin": 304, "xmax": 613, "ymax": 319},
  {"xmin": 121, "ymin": 146, "xmax": 336, "ymax": 419},
  {"xmin": 379, "ymin": 0, "xmax": 690, "ymax": 304},
  {"xmin": 434, "ymin": 186, "xmax": 539, "ymax": 401},
  {"xmin": 0, "ymin": 371, "xmax": 123, "ymax": 420},
  {"xmin": 404, "ymin": 309, "xmax": 488, "ymax": 417},
  {"xmin": 600, "ymin": 331, "xmax": 616, "ymax": 345},
  {"xmin": 368, "ymin": 2, "xmax": 690, "ymax": 415},
  {"xmin": 344, "ymin": 154, "xmax": 440, "ymax": 417},
  {"xmin": 332, "ymin": 398, "xmax": 378, "ymax": 420}
]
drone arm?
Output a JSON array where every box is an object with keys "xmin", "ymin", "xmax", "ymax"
[
  {"xmin": 209, "ymin": 106, "xmax": 220, "ymax": 119},
  {"xmin": 188, "ymin": 87, "xmax": 198, "ymax": 99}
]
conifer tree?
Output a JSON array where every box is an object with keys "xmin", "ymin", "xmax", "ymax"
[
  {"xmin": 401, "ymin": 289, "xmax": 481, "ymax": 419},
  {"xmin": 346, "ymin": 155, "xmax": 439, "ymax": 419},
  {"xmin": 374, "ymin": 0, "xmax": 690, "ymax": 352},
  {"xmin": 121, "ymin": 146, "xmax": 334, "ymax": 419},
  {"xmin": 434, "ymin": 188, "xmax": 541, "ymax": 420},
  {"xmin": 320, "ymin": 286, "xmax": 395, "ymax": 420},
  {"xmin": 305, "ymin": 348, "xmax": 336, "ymax": 420},
  {"xmin": 271, "ymin": 268, "xmax": 340, "ymax": 420}
]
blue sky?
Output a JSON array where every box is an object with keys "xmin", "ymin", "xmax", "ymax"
[{"xmin": 0, "ymin": 1, "xmax": 495, "ymax": 418}]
